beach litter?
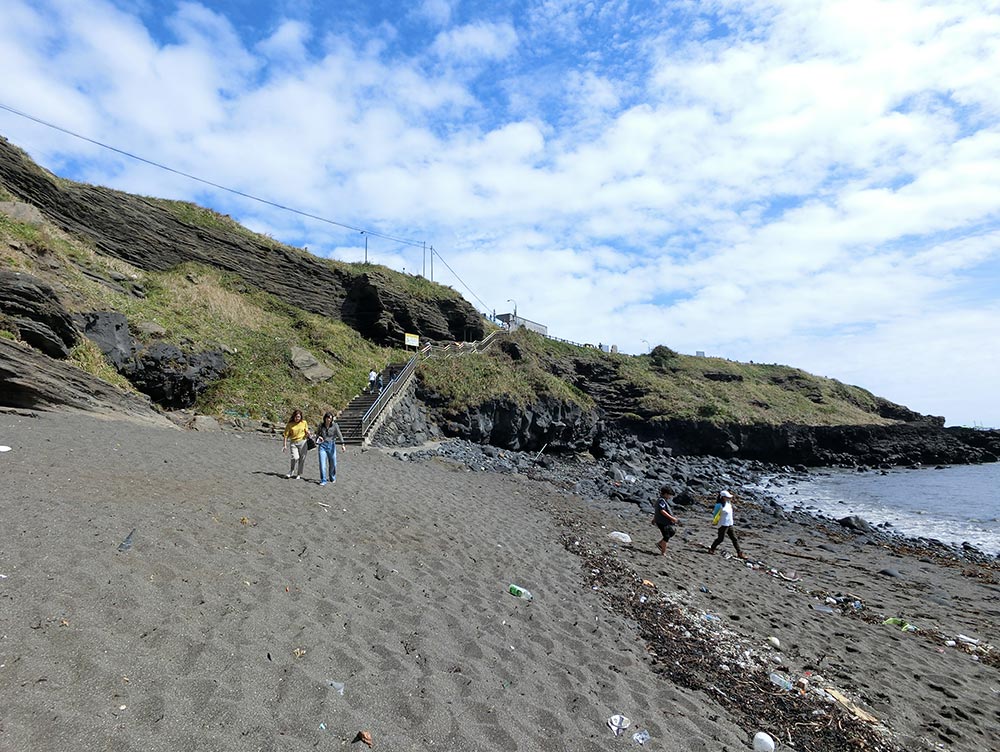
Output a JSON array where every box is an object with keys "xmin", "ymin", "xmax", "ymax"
[
  {"xmin": 117, "ymin": 528, "xmax": 136, "ymax": 552},
  {"xmin": 882, "ymin": 617, "xmax": 917, "ymax": 632},
  {"xmin": 753, "ymin": 731, "xmax": 776, "ymax": 752},
  {"xmin": 0, "ymin": 446, "xmax": 11, "ymax": 452},
  {"xmin": 811, "ymin": 604, "xmax": 835, "ymax": 614},
  {"xmin": 608, "ymin": 531, "xmax": 632, "ymax": 544},
  {"xmin": 769, "ymin": 672, "xmax": 794, "ymax": 691},
  {"xmin": 327, "ymin": 680, "xmax": 345, "ymax": 695},
  {"xmin": 352, "ymin": 730, "xmax": 373, "ymax": 748},
  {"xmin": 956, "ymin": 633, "xmax": 980, "ymax": 645},
  {"xmin": 508, "ymin": 584, "xmax": 533, "ymax": 600},
  {"xmin": 767, "ymin": 636, "xmax": 780, "ymax": 649},
  {"xmin": 632, "ymin": 729, "xmax": 651, "ymax": 744},
  {"xmin": 607, "ymin": 714, "xmax": 631, "ymax": 736}
]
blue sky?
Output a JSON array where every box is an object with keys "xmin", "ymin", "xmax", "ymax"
[{"xmin": 1, "ymin": 0, "xmax": 999, "ymax": 427}]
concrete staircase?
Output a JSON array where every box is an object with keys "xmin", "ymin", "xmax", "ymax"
[{"xmin": 338, "ymin": 330, "xmax": 506, "ymax": 445}]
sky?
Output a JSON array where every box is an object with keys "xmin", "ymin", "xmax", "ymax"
[{"xmin": 1, "ymin": 0, "xmax": 998, "ymax": 427}]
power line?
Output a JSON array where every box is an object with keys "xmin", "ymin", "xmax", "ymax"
[
  {"xmin": 0, "ymin": 101, "xmax": 423, "ymax": 248},
  {"xmin": 0, "ymin": 101, "xmax": 497, "ymax": 316},
  {"xmin": 431, "ymin": 246, "xmax": 493, "ymax": 313}
]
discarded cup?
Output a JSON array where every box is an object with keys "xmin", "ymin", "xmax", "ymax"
[
  {"xmin": 607, "ymin": 714, "xmax": 631, "ymax": 736},
  {"xmin": 509, "ymin": 584, "xmax": 533, "ymax": 600},
  {"xmin": 633, "ymin": 729, "xmax": 651, "ymax": 744},
  {"xmin": 753, "ymin": 731, "xmax": 776, "ymax": 752}
]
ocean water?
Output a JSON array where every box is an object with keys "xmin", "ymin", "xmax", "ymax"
[{"xmin": 764, "ymin": 462, "xmax": 1000, "ymax": 556}]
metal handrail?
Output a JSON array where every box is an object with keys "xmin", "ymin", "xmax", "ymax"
[{"xmin": 359, "ymin": 354, "xmax": 419, "ymax": 436}]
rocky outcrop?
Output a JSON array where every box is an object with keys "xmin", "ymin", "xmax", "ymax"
[
  {"xmin": 617, "ymin": 417, "xmax": 997, "ymax": 467},
  {"xmin": 0, "ymin": 270, "xmax": 78, "ymax": 358},
  {"xmin": 0, "ymin": 338, "xmax": 169, "ymax": 425},
  {"xmin": 418, "ymin": 379, "xmax": 601, "ymax": 452},
  {"xmin": 120, "ymin": 342, "xmax": 227, "ymax": 409},
  {"xmin": 77, "ymin": 311, "xmax": 228, "ymax": 409},
  {"xmin": 0, "ymin": 138, "xmax": 485, "ymax": 346}
]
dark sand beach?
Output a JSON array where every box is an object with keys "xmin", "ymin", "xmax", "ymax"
[{"xmin": 1, "ymin": 410, "xmax": 998, "ymax": 751}]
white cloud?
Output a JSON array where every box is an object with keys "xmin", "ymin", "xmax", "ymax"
[{"xmin": 431, "ymin": 22, "xmax": 518, "ymax": 62}]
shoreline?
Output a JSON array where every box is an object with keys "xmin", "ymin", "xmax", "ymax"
[{"xmin": 1, "ymin": 411, "xmax": 997, "ymax": 751}]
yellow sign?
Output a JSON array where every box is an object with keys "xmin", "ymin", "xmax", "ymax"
[{"xmin": 404, "ymin": 332, "xmax": 419, "ymax": 347}]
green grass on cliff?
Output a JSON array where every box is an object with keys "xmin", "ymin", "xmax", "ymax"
[
  {"xmin": 420, "ymin": 329, "xmax": 895, "ymax": 427},
  {"xmin": 419, "ymin": 348, "xmax": 593, "ymax": 411},
  {"xmin": 0, "ymin": 213, "xmax": 406, "ymax": 422}
]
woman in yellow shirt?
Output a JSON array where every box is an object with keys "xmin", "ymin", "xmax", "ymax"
[{"xmin": 282, "ymin": 408, "xmax": 311, "ymax": 479}]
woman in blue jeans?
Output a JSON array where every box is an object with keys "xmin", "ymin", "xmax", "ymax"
[{"xmin": 316, "ymin": 412, "xmax": 345, "ymax": 486}]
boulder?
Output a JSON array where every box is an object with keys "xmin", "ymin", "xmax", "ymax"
[
  {"xmin": 290, "ymin": 346, "xmax": 333, "ymax": 383},
  {"xmin": 77, "ymin": 311, "xmax": 137, "ymax": 368},
  {"xmin": 838, "ymin": 515, "xmax": 875, "ymax": 534},
  {"xmin": 122, "ymin": 343, "xmax": 227, "ymax": 409}
]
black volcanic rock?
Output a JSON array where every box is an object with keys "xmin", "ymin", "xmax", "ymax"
[{"xmin": 0, "ymin": 270, "xmax": 78, "ymax": 358}]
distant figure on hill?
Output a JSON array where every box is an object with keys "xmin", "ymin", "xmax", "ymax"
[
  {"xmin": 282, "ymin": 409, "xmax": 310, "ymax": 480},
  {"xmin": 315, "ymin": 412, "xmax": 345, "ymax": 486},
  {"xmin": 709, "ymin": 490, "xmax": 744, "ymax": 557},
  {"xmin": 377, "ymin": 372, "xmax": 385, "ymax": 394},
  {"xmin": 368, "ymin": 367, "xmax": 377, "ymax": 393},
  {"xmin": 652, "ymin": 485, "xmax": 681, "ymax": 556}
]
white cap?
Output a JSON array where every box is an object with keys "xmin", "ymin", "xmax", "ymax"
[{"xmin": 719, "ymin": 490, "xmax": 733, "ymax": 498}]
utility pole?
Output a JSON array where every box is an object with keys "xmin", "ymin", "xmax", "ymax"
[
  {"xmin": 430, "ymin": 246, "xmax": 434, "ymax": 282},
  {"xmin": 422, "ymin": 241, "xmax": 426, "ymax": 277}
]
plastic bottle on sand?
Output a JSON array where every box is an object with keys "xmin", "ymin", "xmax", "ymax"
[
  {"xmin": 509, "ymin": 584, "xmax": 533, "ymax": 600},
  {"xmin": 769, "ymin": 672, "xmax": 794, "ymax": 691}
]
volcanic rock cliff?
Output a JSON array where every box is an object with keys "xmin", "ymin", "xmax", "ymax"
[{"xmin": 0, "ymin": 138, "xmax": 485, "ymax": 346}]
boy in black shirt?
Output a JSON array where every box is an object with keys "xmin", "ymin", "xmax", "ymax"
[{"xmin": 653, "ymin": 485, "xmax": 681, "ymax": 556}]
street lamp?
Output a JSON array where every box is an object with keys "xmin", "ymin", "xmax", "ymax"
[
  {"xmin": 641, "ymin": 339, "xmax": 650, "ymax": 353},
  {"xmin": 506, "ymin": 298, "xmax": 517, "ymax": 328}
]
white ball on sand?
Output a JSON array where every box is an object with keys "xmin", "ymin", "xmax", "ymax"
[{"xmin": 753, "ymin": 731, "xmax": 776, "ymax": 752}]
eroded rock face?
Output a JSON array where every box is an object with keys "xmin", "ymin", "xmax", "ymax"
[
  {"xmin": 418, "ymin": 381, "xmax": 601, "ymax": 453},
  {"xmin": 0, "ymin": 138, "xmax": 486, "ymax": 346},
  {"xmin": 0, "ymin": 270, "xmax": 78, "ymax": 358},
  {"xmin": 0, "ymin": 338, "xmax": 168, "ymax": 425}
]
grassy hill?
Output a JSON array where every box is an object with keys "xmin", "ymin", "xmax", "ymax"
[{"xmin": 1, "ymin": 149, "xmax": 925, "ymax": 431}]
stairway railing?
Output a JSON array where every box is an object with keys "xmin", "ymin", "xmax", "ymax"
[{"xmin": 354, "ymin": 328, "xmax": 505, "ymax": 443}]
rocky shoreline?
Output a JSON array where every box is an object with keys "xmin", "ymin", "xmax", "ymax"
[{"xmin": 386, "ymin": 436, "xmax": 1000, "ymax": 565}]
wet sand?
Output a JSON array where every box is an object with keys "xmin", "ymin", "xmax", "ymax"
[{"xmin": 0, "ymin": 410, "xmax": 997, "ymax": 751}]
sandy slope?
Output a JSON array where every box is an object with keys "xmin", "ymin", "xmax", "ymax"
[{"xmin": 0, "ymin": 411, "xmax": 997, "ymax": 752}]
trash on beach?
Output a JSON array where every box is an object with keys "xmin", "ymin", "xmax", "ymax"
[
  {"xmin": 317, "ymin": 502, "xmax": 331, "ymax": 508},
  {"xmin": 352, "ymin": 730, "xmax": 373, "ymax": 747},
  {"xmin": 699, "ymin": 585, "xmax": 710, "ymax": 593},
  {"xmin": 957, "ymin": 634, "xmax": 980, "ymax": 645},
  {"xmin": 824, "ymin": 687, "xmax": 880, "ymax": 724},
  {"xmin": 944, "ymin": 639, "xmax": 957, "ymax": 647},
  {"xmin": 769, "ymin": 672, "xmax": 794, "ymax": 691},
  {"xmin": 327, "ymin": 680, "xmax": 345, "ymax": 695},
  {"xmin": 607, "ymin": 714, "xmax": 631, "ymax": 736},
  {"xmin": 608, "ymin": 531, "xmax": 632, "ymax": 544},
  {"xmin": 632, "ymin": 729, "xmax": 651, "ymax": 744},
  {"xmin": 0, "ymin": 445, "xmax": 11, "ymax": 452},
  {"xmin": 753, "ymin": 731, "xmax": 776, "ymax": 752},
  {"xmin": 319, "ymin": 722, "xmax": 327, "ymax": 730},
  {"xmin": 293, "ymin": 648, "xmax": 306, "ymax": 658},
  {"xmin": 641, "ymin": 579, "xmax": 656, "ymax": 588},
  {"xmin": 883, "ymin": 617, "xmax": 917, "ymax": 632},
  {"xmin": 778, "ymin": 570, "xmax": 801, "ymax": 582},
  {"xmin": 811, "ymin": 604, "xmax": 836, "ymax": 614},
  {"xmin": 767, "ymin": 636, "xmax": 780, "ymax": 649},
  {"xmin": 702, "ymin": 613, "xmax": 721, "ymax": 622},
  {"xmin": 509, "ymin": 584, "xmax": 533, "ymax": 600},
  {"xmin": 117, "ymin": 528, "xmax": 136, "ymax": 552}
]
